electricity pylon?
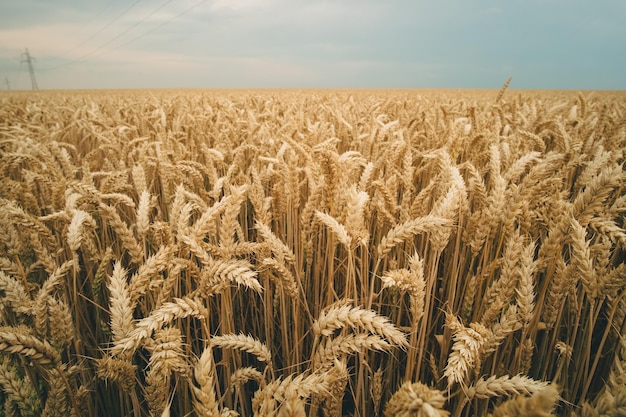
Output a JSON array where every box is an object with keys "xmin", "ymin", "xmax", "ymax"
[
  {"xmin": 3, "ymin": 77, "xmax": 8, "ymax": 90},
  {"xmin": 21, "ymin": 48, "xmax": 39, "ymax": 90}
]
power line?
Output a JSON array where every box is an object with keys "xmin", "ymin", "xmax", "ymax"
[
  {"xmin": 48, "ymin": 0, "xmax": 210, "ymax": 69},
  {"xmin": 54, "ymin": 0, "xmax": 121, "ymax": 59},
  {"xmin": 69, "ymin": 0, "xmax": 176, "ymax": 63},
  {"xmin": 99, "ymin": 0, "xmax": 210, "ymax": 53},
  {"xmin": 85, "ymin": 0, "xmax": 123, "ymax": 26},
  {"xmin": 56, "ymin": 0, "xmax": 141, "ymax": 61}
]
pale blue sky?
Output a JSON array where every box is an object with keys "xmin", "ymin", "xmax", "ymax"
[{"xmin": 1, "ymin": 0, "xmax": 624, "ymax": 90}]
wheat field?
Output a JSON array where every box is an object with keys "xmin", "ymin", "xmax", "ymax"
[{"xmin": 0, "ymin": 86, "xmax": 625, "ymax": 417}]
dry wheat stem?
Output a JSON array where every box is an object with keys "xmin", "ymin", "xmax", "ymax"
[{"xmin": 1, "ymin": 89, "xmax": 624, "ymax": 417}]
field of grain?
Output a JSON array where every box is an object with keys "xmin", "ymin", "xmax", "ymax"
[{"xmin": 0, "ymin": 87, "xmax": 625, "ymax": 417}]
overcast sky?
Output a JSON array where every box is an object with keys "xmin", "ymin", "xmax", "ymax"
[{"xmin": 0, "ymin": 0, "xmax": 624, "ymax": 90}]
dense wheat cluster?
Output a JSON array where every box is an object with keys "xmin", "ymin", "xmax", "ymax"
[{"xmin": 0, "ymin": 86, "xmax": 625, "ymax": 417}]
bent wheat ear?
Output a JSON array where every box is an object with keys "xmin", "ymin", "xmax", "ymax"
[
  {"xmin": 466, "ymin": 374, "xmax": 550, "ymax": 400},
  {"xmin": 345, "ymin": 185, "xmax": 370, "ymax": 246},
  {"xmin": 380, "ymin": 252, "xmax": 426, "ymax": 324},
  {"xmin": 0, "ymin": 271, "xmax": 32, "ymax": 315},
  {"xmin": 67, "ymin": 209, "xmax": 96, "ymax": 251},
  {"xmin": 136, "ymin": 190, "xmax": 151, "ymax": 239},
  {"xmin": 145, "ymin": 327, "xmax": 188, "ymax": 416},
  {"xmin": 314, "ymin": 333, "xmax": 391, "ymax": 368},
  {"xmin": 107, "ymin": 261, "xmax": 134, "ymax": 347},
  {"xmin": 195, "ymin": 257, "xmax": 262, "ymax": 295},
  {"xmin": 255, "ymin": 220, "xmax": 296, "ymax": 265},
  {"xmin": 277, "ymin": 384, "xmax": 306, "ymax": 417},
  {"xmin": 147, "ymin": 327, "xmax": 188, "ymax": 376},
  {"xmin": 47, "ymin": 298, "xmax": 74, "ymax": 349},
  {"xmin": 212, "ymin": 333, "xmax": 272, "ymax": 365},
  {"xmin": 371, "ymin": 367, "xmax": 383, "ymax": 414},
  {"xmin": 189, "ymin": 194, "xmax": 232, "ymax": 243},
  {"xmin": 0, "ymin": 356, "xmax": 41, "ymax": 416},
  {"xmin": 384, "ymin": 381, "xmax": 449, "ymax": 417},
  {"xmin": 132, "ymin": 164, "xmax": 148, "ymax": 194},
  {"xmin": 313, "ymin": 303, "xmax": 408, "ymax": 348},
  {"xmin": 515, "ymin": 242, "xmax": 537, "ymax": 326},
  {"xmin": 96, "ymin": 355, "xmax": 136, "ymax": 392},
  {"xmin": 444, "ymin": 314, "xmax": 491, "ymax": 388},
  {"xmin": 314, "ymin": 211, "xmax": 351, "ymax": 248},
  {"xmin": 98, "ymin": 202, "xmax": 143, "ymax": 263},
  {"xmin": 377, "ymin": 214, "xmax": 451, "ymax": 258},
  {"xmin": 261, "ymin": 257, "xmax": 299, "ymax": 299},
  {"xmin": 129, "ymin": 245, "xmax": 173, "ymax": 303},
  {"xmin": 192, "ymin": 346, "xmax": 220, "ymax": 417},
  {"xmin": 323, "ymin": 359, "xmax": 349, "ymax": 417},
  {"xmin": 569, "ymin": 217, "xmax": 596, "ymax": 298},
  {"xmin": 111, "ymin": 297, "xmax": 207, "ymax": 356},
  {"xmin": 0, "ymin": 327, "xmax": 61, "ymax": 366},
  {"xmin": 480, "ymin": 230, "xmax": 525, "ymax": 326},
  {"xmin": 34, "ymin": 260, "xmax": 74, "ymax": 337},
  {"xmin": 254, "ymin": 371, "xmax": 333, "ymax": 416},
  {"xmin": 489, "ymin": 384, "xmax": 559, "ymax": 417},
  {"xmin": 230, "ymin": 367, "xmax": 264, "ymax": 388}
]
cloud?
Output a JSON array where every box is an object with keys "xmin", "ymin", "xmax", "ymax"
[{"xmin": 0, "ymin": 0, "xmax": 624, "ymax": 89}]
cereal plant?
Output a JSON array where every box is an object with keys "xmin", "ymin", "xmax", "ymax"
[{"xmin": 0, "ymin": 86, "xmax": 624, "ymax": 416}]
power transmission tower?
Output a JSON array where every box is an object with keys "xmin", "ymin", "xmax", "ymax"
[
  {"xmin": 3, "ymin": 77, "xmax": 9, "ymax": 90},
  {"xmin": 21, "ymin": 48, "xmax": 39, "ymax": 90}
]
